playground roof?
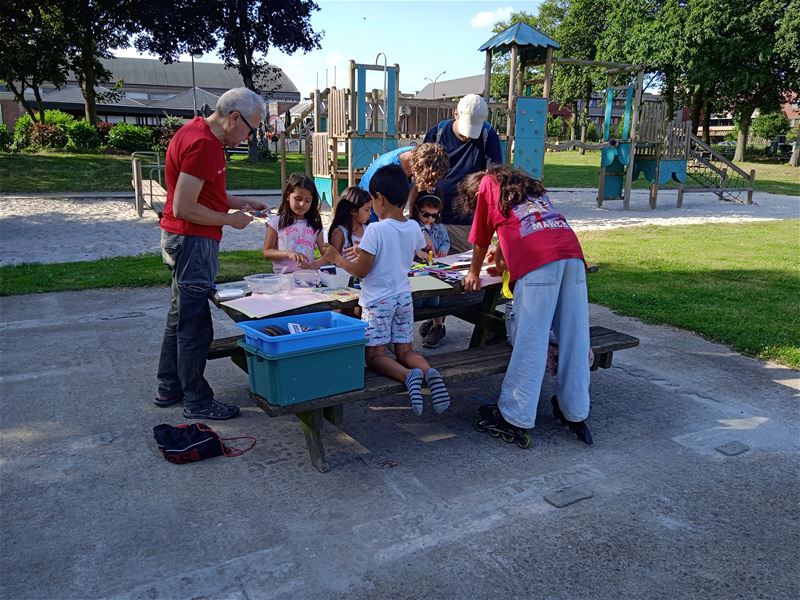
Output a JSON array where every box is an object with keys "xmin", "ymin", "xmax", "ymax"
[{"xmin": 479, "ymin": 23, "xmax": 560, "ymax": 62}]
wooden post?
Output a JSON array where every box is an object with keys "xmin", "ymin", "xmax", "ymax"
[
  {"xmin": 542, "ymin": 47, "xmax": 554, "ymax": 100},
  {"xmin": 747, "ymin": 169, "xmax": 755, "ymax": 204},
  {"xmin": 313, "ymin": 89, "xmax": 321, "ymax": 133},
  {"xmin": 296, "ymin": 409, "xmax": 329, "ymax": 473},
  {"xmin": 348, "ymin": 137, "xmax": 354, "ymax": 186},
  {"xmin": 650, "ymin": 144, "xmax": 661, "ymax": 210},
  {"xmin": 716, "ymin": 167, "xmax": 727, "ymax": 201},
  {"xmin": 304, "ymin": 131, "xmax": 311, "ymax": 177},
  {"xmin": 677, "ymin": 183, "xmax": 685, "ymax": 208},
  {"xmin": 349, "ymin": 60, "xmax": 356, "ymax": 131},
  {"xmin": 280, "ymin": 134, "xmax": 287, "ymax": 191},
  {"xmin": 484, "ymin": 50, "xmax": 492, "ymax": 103},
  {"xmin": 623, "ymin": 68, "xmax": 644, "ymax": 210},
  {"xmin": 505, "ymin": 44, "xmax": 518, "ymax": 164}
]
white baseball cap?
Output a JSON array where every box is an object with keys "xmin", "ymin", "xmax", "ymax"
[{"xmin": 456, "ymin": 94, "xmax": 489, "ymax": 139}]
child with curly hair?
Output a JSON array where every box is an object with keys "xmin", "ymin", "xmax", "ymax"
[{"xmin": 359, "ymin": 142, "xmax": 449, "ymax": 221}]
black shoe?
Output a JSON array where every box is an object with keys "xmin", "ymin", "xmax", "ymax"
[
  {"xmin": 475, "ymin": 404, "xmax": 532, "ymax": 449},
  {"xmin": 183, "ymin": 400, "xmax": 240, "ymax": 420},
  {"xmin": 154, "ymin": 396, "xmax": 183, "ymax": 408},
  {"xmin": 419, "ymin": 319, "xmax": 434, "ymax": 338},
  {"xmin": 422, "ymin": 325, "xmax": 446, "ymax": 348},
  {"xmin": 551, "ymin": 396, "xmax": 593, "ymax": 445}
]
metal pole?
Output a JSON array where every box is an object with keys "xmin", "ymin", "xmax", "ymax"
[{"xmin": 191, "ymin": 54, "xmax": 198, "ymax": 117}]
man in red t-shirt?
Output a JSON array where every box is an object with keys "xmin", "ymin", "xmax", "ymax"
[{"xmin": 155, "ymin": 87, "xmax": 267, "ymax": 421}]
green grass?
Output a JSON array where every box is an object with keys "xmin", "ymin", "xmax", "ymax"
[
  {"xmin": 2, "ymin": 149, "xmax": 795, "ymax": 195},
  {"xmin": 2, "ymin": 220, "xmax": 797, "ymax": 369},
  {"xmin": 0, "ymin": 250, "xmax": 268, "ymax": 296},
  {"xmin": 542, "ymin": 151, "xmax": 799, "ymax": 195},
  {"xmin": 0, "ymin": 152, "xmax": 306, "ymax": 193},
  {"xmin": 578, "ymin": 220, "xmax": 800, "ymax": 369}
]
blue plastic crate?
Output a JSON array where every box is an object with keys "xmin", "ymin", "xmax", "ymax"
[
  {"xmin": 239, "ymin": 339, "xmax": 366, "ymax": 406},
  {"xmin": 236, "ymin": 311, "xmax": 366, "ymax": 357}
]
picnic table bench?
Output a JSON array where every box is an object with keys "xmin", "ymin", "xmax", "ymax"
[{"xmin": 209, "ymin": 277, "xmax": 639, "ymax": 472}]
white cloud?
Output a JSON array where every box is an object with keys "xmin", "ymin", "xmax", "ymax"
[
  {"xmin": 324, "ymin": 53, "xmax": 343, "ymax": 66},
  {"xmin": 470, "ymin": 7, "xmax": 514, "ymax": 28}
]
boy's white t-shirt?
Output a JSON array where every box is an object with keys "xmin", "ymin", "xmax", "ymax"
[{"xmin": 357, "ymin": 217, "xmax": 425, "ymax": 307}]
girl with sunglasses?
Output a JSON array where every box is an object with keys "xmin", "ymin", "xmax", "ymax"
[{"xmin": 410, "ymin": 194, "xmax": 450, "ymax": 348}]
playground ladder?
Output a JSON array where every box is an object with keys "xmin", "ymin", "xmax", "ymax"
[{"xmin": 684, "ymin": 136, "xmax": 755, "ymax": 204}]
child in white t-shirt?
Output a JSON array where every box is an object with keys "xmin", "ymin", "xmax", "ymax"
[
  {"xmin": 324, "ymin": 164, "xmax": 450, "ymax": 416},
  {"xmin": 263, "ymin": 173, "xmax": 325, "ymax": 273}
]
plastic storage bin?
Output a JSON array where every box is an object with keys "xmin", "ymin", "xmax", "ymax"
[
  {"xmin": 239, "ymin": 339, "xmax": 366, "ymax": 405},
  {"xmin": 235, "ymin": 311, "xmax": 366, "ymax": 356}
]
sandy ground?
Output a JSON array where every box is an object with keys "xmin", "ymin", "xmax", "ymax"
[{"xmin": 0, "ymin": 188, "xmax": 797, "ymax": 266}]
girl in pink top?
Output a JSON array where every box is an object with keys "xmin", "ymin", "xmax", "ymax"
[
  {"xmin": 460, "ymin": 165, "xmax": 592, "ymax": 448},
  {"xmin": 263, "ymin": 173, "xmax": 326, "ymax": 274}
]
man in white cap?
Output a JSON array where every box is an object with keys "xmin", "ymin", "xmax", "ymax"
[{"xmin": 423, "ymin": 93, "xmax": 503, "ymax": 253}]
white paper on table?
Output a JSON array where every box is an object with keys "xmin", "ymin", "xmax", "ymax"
[
  {"xmin": 220, "ymin": 290, "xmax": 327, "ymax": 318},
  {"xmin": 459, "ymin": 268, "xmax": 503, "ymax": 287},
  {"xmin": 438, "ymin": 251, "xmax": 473, "ymax": 267},
  {"xmin": 408, "ymin": 275, "xmax": 453, "ymax": 293}
]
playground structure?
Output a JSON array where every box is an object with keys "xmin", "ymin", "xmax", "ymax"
[{"xmin": 273, "ymin": 22, "xmax": 754, "ymax": 210}]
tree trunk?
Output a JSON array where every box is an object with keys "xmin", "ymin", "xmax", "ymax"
[
  {"xmin": 5, "ymin": 81, "xmax": 38, "ymax": 121},
  {"xmin": 790, "ymin": 126, "xmax": 800, "ymax": 168},
  {"xmin": 78, "ymin": 39, "xmax": 98, "ymax": 124},
  {"xmin": 664, "ymin": 67, "xmax": 675, "ymax": 120},
  {"xmin": 689, "ymin": 86, "xmax": 703, "ymax": 136},
  {"xmin": 734, "ymin": 107, "xmax": 754, "ymax": 162},
  {"xmin": 33, "ymin": 86, "xmax": 46, "ymax": 123},
  {"xmin": 569, "ymin": 101, "xmax": 578, "ymax": 140},
  {"xmin": 702, "ymin": 98, "xmax": 712, "ymax": 145},
  {"xmin": 579, "ymin": 86, "xmax": 591, "ymax": 155}
]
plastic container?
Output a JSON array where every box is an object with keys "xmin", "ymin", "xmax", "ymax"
[
  {"xmin": 235, "ymin": 311, "xmax": 367, "ymax": 356},
  {"xmin": 319, "ymin": 266, "xmax": 351, "ymax": 288},
  {"xmin": 244, "ymin": 273, "xmax": 290, "ymax": 295},
  {"xmin": 293, "ymin": 269, "xmax": 321, "ymax": 288},
  {"xmin": 239, "ymin": 339, "xmax": 365, "ymax": 405}
]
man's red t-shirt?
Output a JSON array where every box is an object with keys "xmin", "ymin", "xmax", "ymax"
[
  {"xmin": 160, "ymin": 117, "xmax": 228, "ymax": 241},
  {"xmin": 469, "ymin": 175, "xmax": 585, "ymax": 284}
]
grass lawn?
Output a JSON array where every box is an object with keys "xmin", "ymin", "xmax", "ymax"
[
  {"xmin": 578, "ymin": 220, "xmax": 800, "ymax": 369},
  {"xmin": 1, "ymin": 220, "xmax": 797, "ymax": 369},
  {"xmin": 2, "ymin": 150, "xmax": 796, "ymax": 195},
  {"xmin": 0, "ymin": 152, "xmax": 306, "ymax": 193}
]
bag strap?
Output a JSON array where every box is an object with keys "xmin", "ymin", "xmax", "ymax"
[{"xmin": 219, "ymin": 435, "xmax": 257, "ymax": 457}]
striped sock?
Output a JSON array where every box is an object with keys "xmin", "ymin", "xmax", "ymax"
[
  {"xmin": 405, "ymin": 368, "xmax": 424, "ymax": 416},
  {"xmin": 426, "ymin": 368, "xmax": 450, "ymax": 414}
]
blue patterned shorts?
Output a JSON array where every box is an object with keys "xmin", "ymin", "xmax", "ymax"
[{"xmin": 362, "ymin": 292, "xmax": 414, "ymax": 346}]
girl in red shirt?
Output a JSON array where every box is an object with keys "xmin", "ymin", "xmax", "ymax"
[{"xmin": 459, "ymin": 165, "xmax": 593, "ymax": 448}]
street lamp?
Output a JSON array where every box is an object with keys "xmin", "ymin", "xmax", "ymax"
[
  {"xmin": 190, "ymin": 50, "xmax": 203, "ymax": 116},
  {"xmin": 424, "ymin": 70, "xmax": 446, "ymax": 100}
]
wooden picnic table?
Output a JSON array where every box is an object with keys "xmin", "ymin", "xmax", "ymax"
[{"xmin": 209, "ymin": 263, "xmax": 638, "ymax": 472}]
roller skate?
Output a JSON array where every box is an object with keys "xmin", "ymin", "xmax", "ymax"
[
  {"xmin": 550, "ymin": 395, "xmax": 593, "ymax": 446},
  {"xmin": 475, "ymin": 404, "xmax": 532, "ymax": 449}
]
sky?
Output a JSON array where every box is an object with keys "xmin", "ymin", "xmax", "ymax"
[{"xmin": 113, "ymin": 0, "xmax": 546, "ymax": 98}]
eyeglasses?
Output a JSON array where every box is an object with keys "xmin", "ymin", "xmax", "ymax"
[
  {"xmin": 230, "ymin": 111, "xmax": 257, "ymax": 140},
  {"xmin": 420, "ymin": 210, "xmax": 440, "ymax": 219}
]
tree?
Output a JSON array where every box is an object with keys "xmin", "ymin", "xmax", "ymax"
[
  {"xmin": 775, "ymin": 0, "xmax": 800, "ymax": 166},
  {"xmin": 137, "ymin": 0, "xmax": 322, "ymax": 160},
  {"xmin": 0, "ymin": 3, "xmax": 70, "ymax": 122},
  {"xmin": 751, "ymin": 111, "xmax": 791, "ymax": 142},
  {"xmin": 49, "ymin": 0, "xmax": 139, "ymax": 124}
]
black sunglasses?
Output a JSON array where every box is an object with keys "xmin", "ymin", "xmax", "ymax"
[
  {"xmin": 420, "ymin": 210, "xmax": 440, "ymax": 220},
  {"xmin": 230, "ymin": 111, "xmax": 257, "ymax": 139}
]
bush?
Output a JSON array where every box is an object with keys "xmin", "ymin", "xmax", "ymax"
[
  {"xmin": 29, "ymin": 123, "xmax": 68, "ymax": 150},
  {"xmin": 586, "ymin": 122, "xmax": 601, "ymax": 142},
  {"xmin": 152, "ymin": 115, "xmax": 183, "ymax": 153},
  {"xmin": 108, "ymin": 123, "xmax": 155, "ymax": 152},
  {"xmin": 546, "ymin": 115, "xmax": 565, "ymax": 139},
  {"xmin": 43, "ymin": 109, "xmax": 75, "ymax": 129},
  {"xmin": 0, "ymin": 124, "xmax": 11, "ymax": 151},
  {"xmin": 13, "ymin": 114, "xmax": 34, "ymax": 148},
  {"xmin": 95, "ymin": 121, "xmax": 113, "ymax": 145},
  {"xmin": 65, "ymin": 119, "xmax": 101, "ymax": 153}
]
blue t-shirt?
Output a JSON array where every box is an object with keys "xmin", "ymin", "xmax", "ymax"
[
  {"xmin": 423, "ymin": 120, "xmax": 503, "ymax": 225},
  {"xmin": 358, "ymin": 146, "xmax": 414, "ymax": 194}
]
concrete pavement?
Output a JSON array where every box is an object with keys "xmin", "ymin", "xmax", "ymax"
[{"xmin": 1, "ymin": 287, "xmax": 797, "ymax": 599}]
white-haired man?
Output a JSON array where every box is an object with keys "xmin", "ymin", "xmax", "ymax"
[
  {"xmin": 423, "ymin": 93, "xmax": 503, "ymax": 253},
  {"xmin": 155, "ymin": 87, "xmax": 267, "ymax": 420}
]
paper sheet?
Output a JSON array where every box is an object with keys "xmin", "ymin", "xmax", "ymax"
[
  {"xmin": 221, "ymin": 290, "xmax": 327, "ymax": 318},
  {"xmin": 409, "ymin": 275, "xmax": 454, "ymax": 293}
]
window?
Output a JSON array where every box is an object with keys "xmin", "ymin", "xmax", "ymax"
[
  {"xmin": 125, "ymin": 91, "xmax": 149, "ymax": 100},
  {"xmin": 149, "ymin": 93, "xmax": 174, "ymax": 101}
]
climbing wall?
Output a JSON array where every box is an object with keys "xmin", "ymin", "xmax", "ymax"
[{"xmin": 513, "ymin": 97, "xmax": 547, "ymax": 180}]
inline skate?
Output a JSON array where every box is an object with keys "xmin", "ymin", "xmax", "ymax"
[
  {"xmin": 550, "ymin": 395, "xmax": 593, "ymax": 445},
  {"xmin": 475, "ymin": 404, "xmax": 532, "ymax": 449}
]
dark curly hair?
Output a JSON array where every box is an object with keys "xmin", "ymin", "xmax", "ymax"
[
  {"xmin": 457, "ymin": 165, "xmax": 546, "ymax": 218},
  {"xmin": 328, "ymin": 186, "xmax": 372, "ymax": 247}
]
